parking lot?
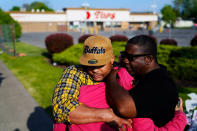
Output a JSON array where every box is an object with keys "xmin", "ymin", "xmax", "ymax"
[{"xmin": 19, "ymin": 29, "xmax": 197, "ymax": 48}]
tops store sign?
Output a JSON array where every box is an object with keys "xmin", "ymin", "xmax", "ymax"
[
  {"xmin": 86, "ymin": 11, "xmax": 115, "ymax": 20},
  {"xmin": 67, "ymin": 9, "xmax": 130, "ymax": 22}
]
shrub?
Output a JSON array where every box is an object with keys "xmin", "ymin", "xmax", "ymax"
[
  {"xmin": 52, "ymin": 41, "xmax": 197, "ymax": 81},
  {"xmin": 78, "ymin": 34, "xmax": 93, "ymax": 43},
  {"xmin": 160, "ymin": 39, "xmax": 178, "ymax": 46},
  {"xmin": 0, "ymin": 9, "xmax": 22, "ymax": 38},
  {"xmin": 190, "ymin": 35, "xmax": 197, "ymax": 46},
  {"xmin": 109, "ymin": 34, "xmax": 128, "ymax": 42},
  {"xmin": 169, "ymin": 47, "xmax": 197, "ymax": 59},
  {"xmin": 112, "ymin": 41, "xmax": 126, "ymax": 59},
  {"xmin": 53, "ymin": 44, "xmax": 83, "ymax": 65},
  {"xmin": 168, "ymin": 58, "xmax": 197, "ymax": 81},
  {"xmin": 52, "ymin": 42, "xmax": 175, "ymax": 67},
  {"xmin": 157, "ymin": 45, "xmax": 179, "ymax": 68},
  {"xmin": 45, "ymin": 33, "xmax": 73, "ymax": 54},
  {"xmin": 52, "ymin": 41, "xmax": 126, "ymax": 65},
  {"xmin": 168, "ymin": 47, "xmax": 197, "ymax": 81}
]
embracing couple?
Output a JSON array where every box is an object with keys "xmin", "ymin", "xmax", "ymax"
[{"xmin": 52, "ymin": 35, "xmax": 186, "ymax": 131}]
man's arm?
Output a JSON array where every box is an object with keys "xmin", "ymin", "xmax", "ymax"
[
  {"xmin": 69, "ymin": 104, "xmax": 114, "ymax": 124},
  {"xmin": 105, "ymin": 69, "xmax": 137, "ymax": 118},
  {"xmin": 69, "ymin": 104, "xmax": 131, "ymax": 127}
]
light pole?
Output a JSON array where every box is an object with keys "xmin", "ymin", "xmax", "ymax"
[
  {"xmin": 111, "ymin": 11, "xmax": 115, "ymax": 36},
  {"xmin": 82, "ymin": 1, "xmax": 89, "ymax": 34},
  {"xmin": 151, "ymin": 0, "xmax": 157, "ymax": 14},
  {"xmin": 168, "ymin": 20, "xmax": 171, "ymax": 39}
]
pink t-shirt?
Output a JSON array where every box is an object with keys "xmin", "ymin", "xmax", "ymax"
[{"xmin": 53, "ymin": 67, "xmax": 186, "ymax": 131}]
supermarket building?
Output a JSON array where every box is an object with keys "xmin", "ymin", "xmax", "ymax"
[{"xmin": 9, "ymin": 8, "xmax": 158, "ymax": 32}]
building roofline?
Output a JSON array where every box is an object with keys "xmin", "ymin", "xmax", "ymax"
[
  {"xmin": 64, "ymin": 7, "xmax": 130, "ymax": 11},
  {"xmin": 7, "ymin": 11, "xmax": 66, "ymax": 14},
  {"xmin": 130, "ymin": 12, "xmax": 158, "ymax": 15}
]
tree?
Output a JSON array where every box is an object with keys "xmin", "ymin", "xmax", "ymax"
[
  {"xmin": 0, "ymin": 9, "xmax": 22, "ymax": 38},
  {"xmin": 173, "ymin": 0, "xmax": 183, "ymax": 17},
  {"xmin": 22, "ymin": 4, "xmax": 30, "ymax": 11},
  {"xmin": 161, "ymin": 5, "xmax": 177, "ymax": 25},
  {"xmin": 181, "ymin": 0, "xmax": 193, "ymax": 19},
  {"xmin": 173, "ymin": 0, "xmax": 197, "ymax": 19},
  {"xmin": 28, "ymin": 1, "xmax": 53, "ymax": 11},
  {"xmin": 189, "ymin": 0, "xmax": 197, "ymax": 19},
  {"xmin": 10, "ymin": 6, "xmax": 20, "ymax": 11}
]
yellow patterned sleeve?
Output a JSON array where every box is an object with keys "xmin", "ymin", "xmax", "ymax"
[{"xmin": 52, "ymin": 65, "xmax": 83, "ymax": 123}]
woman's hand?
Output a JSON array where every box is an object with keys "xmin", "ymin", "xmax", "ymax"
[{"xmin": 175, "ymin": 97, "xmax": 183, "ymax": 112}]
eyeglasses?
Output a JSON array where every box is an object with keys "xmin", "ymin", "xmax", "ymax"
[{"xmin": 120, "ymin": 51, "xmax": 151, "ymax": 61}]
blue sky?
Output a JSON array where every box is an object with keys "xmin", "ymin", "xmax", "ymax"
[{"xmin": 0, "ymin": 0, "xmax": 173, "ymax": 13}]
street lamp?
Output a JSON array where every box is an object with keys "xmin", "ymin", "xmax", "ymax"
[
  {"xmin": 151, "ymin": 0, "xmax": 157, "ymax": 14},
  {"xmin": 158, "ymin": 13, "xmax": 163, "ymax": 33},
  {"xmin": 82, "ymin": 1, "xmax": 89, "ymax": 33},
  {"xmin": 168, "ymin": 20, "xmax": 171, "ymax": 39}
]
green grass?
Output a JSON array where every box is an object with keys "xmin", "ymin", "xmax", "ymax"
[
  {"xmin": 14, "ymin": 42, "xmax": 46, "ymax": 56},
  {"xmin": 0, "ymin": 42, "xmax": 64, "ymax": 116}
]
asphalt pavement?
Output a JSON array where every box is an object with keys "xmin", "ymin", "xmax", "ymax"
[
  {"xmin": 0, "ymin": 60, "xmax": 53, "ymax": 131},
  {"xmin": 19, "ymin": 29, "xmax": 197, "ymax": 48}
]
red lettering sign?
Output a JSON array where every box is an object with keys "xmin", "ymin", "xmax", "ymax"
[
  {"xmin": 86, "ymin": 11, "xmax": 91, "ymax": 19},
  {"xmin": 94, "ymin": 11, "xmax": 115, "ymax": 19},
  {"xmin": 86, "ymin": 11, "xmax": 116, "ymax": 20}
]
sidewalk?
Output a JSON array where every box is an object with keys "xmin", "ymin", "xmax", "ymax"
[{"xmin": 0, "ymin": 60, "xmax": 53, "ymax": 131}]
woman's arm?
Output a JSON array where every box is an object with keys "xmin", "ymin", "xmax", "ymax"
[{"xmin": 132, "ymin": 98, "xmax": 187, "ymax": 131}]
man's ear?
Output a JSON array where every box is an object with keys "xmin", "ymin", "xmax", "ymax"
[
  {"xmin": 110, "ymin": 55, "xmax": 115, "ymax": 64},
  {"xmin": 145, "ymin": 55, "xmax": 153, "ymax": 65}
]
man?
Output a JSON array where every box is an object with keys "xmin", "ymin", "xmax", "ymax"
[
  {"xmin": 105, "ymin": 35, "xmax": 179, "ymax": 127},
  {"xmin": 52, "ymin": 35, "xmax": 131, "ymax": 130}
]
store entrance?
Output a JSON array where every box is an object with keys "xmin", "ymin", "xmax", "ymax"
[{"xmin": 96, "ymin": 22, "xmax": 104, "ymax": 31}]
